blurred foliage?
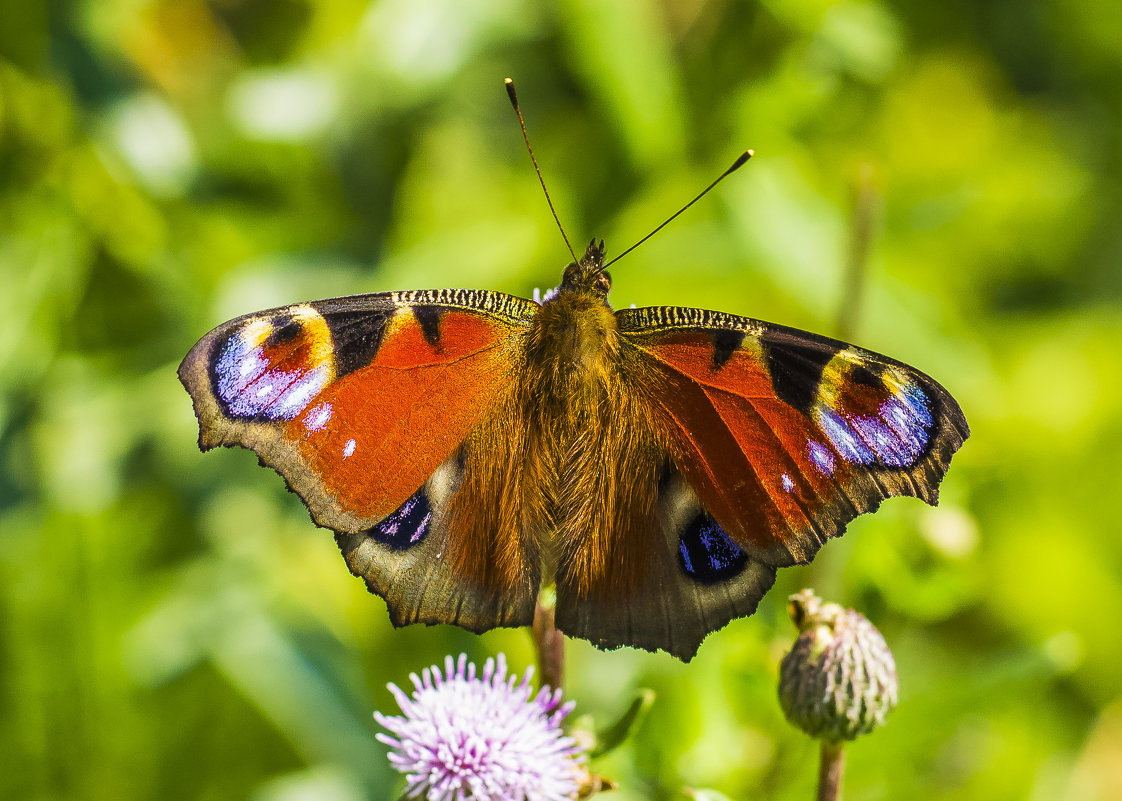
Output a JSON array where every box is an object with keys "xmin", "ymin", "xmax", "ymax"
[{"xmin": 2, "ymin": 1, "xmax": 1121, "ymax": 800}]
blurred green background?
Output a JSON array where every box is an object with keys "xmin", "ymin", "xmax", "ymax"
[{"xmin": 3, "ymin": 0, "xmax": 1121, "ymax": 799}]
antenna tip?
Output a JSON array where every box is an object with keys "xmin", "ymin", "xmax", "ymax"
[
  {"xmin": 505, "ymin": 78, "xmax": 518, "ymax": 107},
  {"xmin": 730, "ymin": 150, "xmax": 753, "ymax": 170}
]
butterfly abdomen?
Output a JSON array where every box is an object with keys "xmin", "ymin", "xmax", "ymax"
[{"xmin": 516, "ymin": 290, "xmax": 665, "ymax": 599}]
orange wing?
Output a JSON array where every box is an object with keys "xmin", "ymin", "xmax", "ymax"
[
  {"xmin": 618, "ymin": 306, "xmax": 970, "ymax": 568},
  {"xmin": 178, "ymin": 289, "xmax": 540, "ymax": 631}
]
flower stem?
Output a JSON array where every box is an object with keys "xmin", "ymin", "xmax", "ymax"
[
  {"xmin": 835, "ymin": 162, "xmax": 879, "ymax": 343},
  {"xmin": 533, "ymin": 592, "xmax": 565, "ymax": 691},
  {"xmin": 817, "ymin": 740, "xmax": 845, "ymax": 801}
]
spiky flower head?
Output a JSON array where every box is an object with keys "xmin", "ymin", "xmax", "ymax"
[
  {"xmin": 778, "ymin": 589, "xmax": 898, "ymax": 743},
  {"xmin": 376, "ymin": 653, "xmax": 585, "ymax": 801}
]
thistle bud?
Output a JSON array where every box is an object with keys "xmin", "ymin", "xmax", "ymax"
[{"xmin": 778, "ymin": 589, "xmax": 898, "ymax": 742}]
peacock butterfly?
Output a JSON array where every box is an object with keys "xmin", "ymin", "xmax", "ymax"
[
  {"xmin": 180, "ymin": 85, "xmax": 968, "ymax": 660},
  {"xmin": 179, "ymin": 236, "xmax": 968, "ymax": 660}
]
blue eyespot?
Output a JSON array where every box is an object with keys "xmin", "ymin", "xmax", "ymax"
[
  {"xmin": 814, "ymin": 381, "xmax": 933, "ymax": 469},
  {"xmin": 677, "ymin": 513, "xmax": 748, "ymax": 584},
  {"xmin": 369, "ymin": 488, "xmax": 432, "ymax": 551},
  {"xmin": 213, "ymin": 333, "xmax": 327, "ymax": 421}
]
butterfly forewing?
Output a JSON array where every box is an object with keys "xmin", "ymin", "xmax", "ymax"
[{"xmin": 616, "ymin": 305, "xmax": 970, "ymax": 570}]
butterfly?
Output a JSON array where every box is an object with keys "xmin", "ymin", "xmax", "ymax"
[{"xmin": 178, "ymin": 235, "xmax": 969, "ymax": 660}]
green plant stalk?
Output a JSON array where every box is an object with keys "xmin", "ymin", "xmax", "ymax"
[
  {"xmin": 818, "ymin": 741, "xmax": 845, "ymax": 801},
  {"xmin": 533, "ymin": 587, "xmax": 565, "ymax": 691}
]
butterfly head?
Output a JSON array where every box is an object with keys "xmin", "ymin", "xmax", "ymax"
[{"xmin": 559, "ymin": 239, "xmax": 611, "ymax": 299}]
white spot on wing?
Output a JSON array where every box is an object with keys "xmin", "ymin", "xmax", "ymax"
[
  {"xmin": 343, "ymin": 438, "xmax": 356, "ymax": 459},
  {"xmin": 782, "ymin": 473, "xmax": 795, "ymax": 492},
  {"xmin": 413, "ymin": 514, "xmax": 431, "ymax": 542},
  {"xmin": 808, "ymin": 441, "xmax": 836, "ymax": 475},
  {"xmin": 276, "ymin": 366, "xmax": 328, "ymax": 417},
  {"xmin": 305, "ymin": 402, "xmax": 333, "ymax": 432},
  {"xmin": 815, "ymin": 407, "xmax": 874, "ymax": 464}
]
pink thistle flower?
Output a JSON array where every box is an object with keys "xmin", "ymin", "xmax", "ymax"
[{"xmin": 376, "ymin": 653, "xmax": 585, "ymax": 801}]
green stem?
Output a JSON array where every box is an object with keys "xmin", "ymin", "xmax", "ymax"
[
  {"xmin": 835, "ymin": 162, "xmax": 879, "ymax": 343},
  {"xmin": 532, "ymin": 591, "xmax": 565, "ymax": 691},
  {"xmin": 817, "ymin": 740, "xmax": 845, "ymax": 801}
]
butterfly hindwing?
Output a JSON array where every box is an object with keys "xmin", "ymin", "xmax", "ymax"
[
  {"xmin": 554, "ymin": 456, "xmax": 779, "ymax": 660},
  {"xmin": 178, "ymin": 289, "xmax": 542, "ymax": 631},
  {"xmin": 616, "ymin": 306, "xmax": 970, "ymax": 569}
]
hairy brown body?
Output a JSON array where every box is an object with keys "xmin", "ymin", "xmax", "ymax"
[
  {"xmin": 447, "ymin": 252, "xmax": 666, "ymax": 602},
  {"xmin": 524, "ymin": 288, "xmax": 665, "ymax": 599}
]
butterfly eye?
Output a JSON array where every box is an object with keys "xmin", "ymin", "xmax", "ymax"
[{"xmin": 562, "ymin": 263, "xmax": 579, "ymax": 284}]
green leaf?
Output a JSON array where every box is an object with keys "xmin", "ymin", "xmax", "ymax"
[{"xmin": 589, "ymin": 688, "xmax": 656, "ymax": 758}]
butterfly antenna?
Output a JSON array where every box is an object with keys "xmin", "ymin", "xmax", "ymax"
[
  {"xmin": 505, "ymin": 78, "xmax": 579, "ymax": 264},
  {"xmin": 602, "ymin": 150, "xmax": 754, "ymax": 269}
]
